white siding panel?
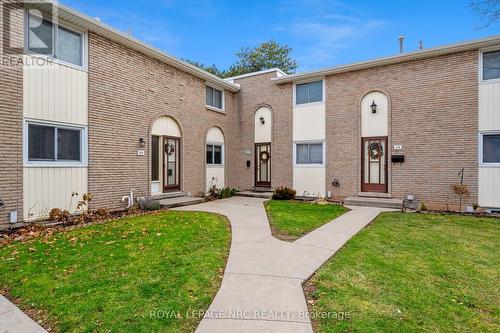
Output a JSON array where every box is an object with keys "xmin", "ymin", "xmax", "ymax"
[
  {"xmin": 151, "ymin": 116, "xmax": 181, "ymax": 137},
  {"xmin": 254, "ymin": 107, "xmax": 272, "ymax": 143},
  {"xmin": 293, "ymin": 104, "xmax": 325, "ymax": 141},
  {"xmin": 293, "ymin": 167, "xmax": 326, "ymax": 197},
  {"xmin": 361, "ymin": 91, "xmax": 388, "ymax": 137},
  {"xmin": 479, "ymin": 82, "xmax": 500, "ymax": 131},
  {"xmin": 478, "ymin": 167, "xmax": 500, "ymax": 208},
  {"xmin": 23, "ymin": 56, "xmax": 88, "ymax": 125},
  {"xmin": 207, "ymin": 127, "xmax": 225, "ymax": 143},
  {"xmin": 206, "ymin": 167, "xmax": 225, "ymax": 191},
  {"xmin": 23, "ymin": 167, "xmax": 88, "ymax": 220}
]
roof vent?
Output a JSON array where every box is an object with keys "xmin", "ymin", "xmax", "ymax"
[
  {"xmin": 398, "ymin": 35, "xmax": 405, "ymax": 53},
  {"xmin": 419, "ymin": 40, "xmax": 424, "ymax": 50}
]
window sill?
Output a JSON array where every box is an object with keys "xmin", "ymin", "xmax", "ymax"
[
  {"xmin": 25, "ymin": 54, "xmax": 87, "ymax": 72},
  {"xmin": 294, "ymin": 101, "xmax": 325, "ymax": 108},
  {"xmin": 206, "ymin": 164, "xmax": 225, "ymax": 168},
  {"xmin": 293, "ymin": 164, "xmax": 325, "ymax": 168},
  {"xmin": 24, "ymin": 162, "xmax": 88, "ymax": 168},
  {"xmin": 479, "ymin": 78, "xmax": 500, "ymax": 85},
  {"xmin": 479, "ymin": 163, "xmax": 500, "ymax": 168},
  {"xmin": 206, "ymin": 105, "xmax": 225, "ymax": 114}
]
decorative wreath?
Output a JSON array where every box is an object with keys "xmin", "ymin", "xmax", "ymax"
[
  {"xmin": 165, "ymin": 143, "xmax": 176, "ymax": 156},
  {"xmin": 369, "ymin": 142, "xmax": 383, "ymax": 160},
  {"xmin": 259, "ymin": 151, "xmax": 270, "ymax": 163}
]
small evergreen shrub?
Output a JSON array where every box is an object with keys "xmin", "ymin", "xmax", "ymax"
[
  {"xmin": 272, "ymin": 186, "xmax": 296, "ymax": 200},
  {"xmin": 219, "ymin": 187, "xmax": 237, "ymax": 199},
  {"xmin": 139, "ymin": 198, "xmax": 161, "ymax": 211}
]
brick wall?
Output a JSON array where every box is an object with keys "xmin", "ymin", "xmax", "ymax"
[
  {"xmin": 0, "ymin": 2, "xmax": 23, "ymax": 228},
  {"xmin": 233, "ymin": 72, "xmax": 294, "ymax": 190},
  {"xmin": 325, "ymin": 51, "xmax": 479, "ymax": 209},
  {"xmin": 88, "ymin": 33, "xmax": 240, "ymax": 211}
]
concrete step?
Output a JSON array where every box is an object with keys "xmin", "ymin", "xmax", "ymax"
[
  {"xmin": 236, "ymin": 191, "xmax": 273, "ymax": 199},
  {"xmin": 252, "ymin": 187, "xmax": 274, "ymax": 193},
  {"xmin": 151, "ymin": 192, "xmax": 188, "ymax": 200},
  {"xmin": 159, "ymin": 196, "xmax": 205, "ymax": 209},
  {"xmin": 344, "ymin": 196, "xmax": 403, "ymax": 209}
]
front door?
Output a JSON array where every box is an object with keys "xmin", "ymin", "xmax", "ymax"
[
  {"xmin": 255, "ymin": 143, "xmax": 271, "ymax": 187},
  {"xmin": 361, "ymin": 137, "xmax": 388, "ymax": 193},
  {"xmin": 164, "ymin": 137, "xmax": 181, "ymax": 192}
]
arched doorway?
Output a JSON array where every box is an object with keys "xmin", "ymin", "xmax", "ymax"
[
  {"xmin": 361, "ymin": 92, "xmax": 389, "ymax": 193},
  {"xmin": 151, "ymin": 116, "xmax": 182, "ymax": 194},
  {"xmin": 205, "ymin": 127, "xmax": 225, "ymax": 192},
  {"xmin": 254, "ymin": 107, "xmax": 272, "ymax": 188}
]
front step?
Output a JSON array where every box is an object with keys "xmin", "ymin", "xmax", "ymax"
[
  {"xmin": 236, "ymin": 191, "xmax": 273, "ymax": 199},
  {"xmin": 159, "ymin": 196, "xmax": 205, "ymax": 209},
  {"xmin": 151, "ymin": 191, "xmax": 188, "ymax": 200},
  {"xmin": 252, "ymin": 187, "xmax": 274, "ymax": 193},
  {"xmin": 344, "ymin": 196, "xmax": 403, "ymax": 209}
]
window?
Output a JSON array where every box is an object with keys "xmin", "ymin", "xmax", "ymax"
[
  {"xmin": 296, "ymin": 80, "xmax": 323, "ymax": 104},
  {"xmin": 27, "ymin": 12, "xmax": 84, "ymax": 67},
  {"xmin": 206, "ymin": 86, "xmax": 223, "ymax": 110},
  {"xmin": 151, "ymin": 136, "xmax": 160, "ymax": 181},
  {"xmin": 295, "ymin": 143, "xmax": 323, "ymax": 164},
  {"xmin": 27, "ymin": 123, "xmax": 84, "ymax": 163},
  {"xmin": 483, "ymin": 50, "xmax": 500, "ymax": 81},
  {"xmin": 481, "ymin": 134, "xmax": 500, "ymax": 163},
  {"xmin": 206, "ymin": 144, "xmax": 223, "ymax": 165}
]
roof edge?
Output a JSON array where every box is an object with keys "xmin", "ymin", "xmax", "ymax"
[
  {"xmin": 273, "ymin": 35, "xmax": 500, "ymax": 84},
  {"xmin": 36, "ymin": 0, "xmax": 240, "ymax": 92},
  {"xmin": 224, "ymin": 68, "xmax": 287, "ymax": 81}
]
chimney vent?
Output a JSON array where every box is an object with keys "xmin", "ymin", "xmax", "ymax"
[
  {"xmin": 398, "ymin": 35, "xmax": 405, "ymax": 53},
  {"xmin": 419, "ymin": 40, "xmax": 423, "ymax": 50}
]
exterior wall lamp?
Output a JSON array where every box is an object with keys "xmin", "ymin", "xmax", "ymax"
[
  {"xmin": 139, "ymin": 138, "xmax": 146, "ymax": 148},
  {"xmin": 370, "ymin": 100, "xmax": 378, "ymax": 114},
  {"xmin": 259, "ymin": 116, "xmax": 265, "ymax": 125}
]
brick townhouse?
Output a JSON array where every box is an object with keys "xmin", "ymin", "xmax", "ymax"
[{"xmin": 1, "ymin": 1, "xmax": 499, "ymax": 228}]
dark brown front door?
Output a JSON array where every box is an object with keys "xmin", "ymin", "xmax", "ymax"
[
  {"xmin": 164, "ymin": 136, "xmax": 181, "ymax": 192},
  {"xmin": 255, "ymin": 143, "xmax": 271, "ymax": 187},
  {"xmin": 361, "ymin": 137, "xmax": 388, "ymax": 193}
]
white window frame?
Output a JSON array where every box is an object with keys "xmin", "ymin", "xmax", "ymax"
[
  {"xmin": 293, "ymin": 140, "xmax": 325, "ymax": 167},
  {"xmin": 206, "ymin": 142, "xmax": 224, "ymax": 166},
  {"xmin": 205, "ymin": 84, "xmax": 225, "ymax": 112},
  {"xmin": 23, "ymin": 119, "xmax": 88, "ymax": 167},
  {"xmin": 479, "ymin": 131, "xmax": 500, "ymax": 167},
  {"xmin": 479, "ymin": 47, "xmax": 500, "ymax": 84},
  {"xmin": 293, "ymin": 78, "xmax": 325, "ymax": 107},
  {"xmin": 24, "ymin": 10, "xmax": 88, "ymax": 71}
]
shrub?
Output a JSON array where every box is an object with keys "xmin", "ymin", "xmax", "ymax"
[
  {"xmin": 419, "ymin": 202, "xmax": 428, "ymax": 211},
  {"xmin": 219, "ymin": 187, "xmax": 237, "ymax": 199},
  {"xmin": 472, "ymin": 203, "xmax": 479, "ymax": 211},
  {"xmin": 272, "ymin": 186, "xmax": 296, "ymax": 200},
  {"xmin": 138, "ymin": 197, "xmax": 161, "ymax": 211}
]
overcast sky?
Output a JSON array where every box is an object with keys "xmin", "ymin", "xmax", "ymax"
[{"xmin": 61, "ymin": 0, "xmax": 500, "ymax": 71}]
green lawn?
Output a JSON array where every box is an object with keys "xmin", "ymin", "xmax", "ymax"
[
  {"xmin": 305, "ymin": 212, "xmax": 500, "ymax": 333},
  {"xmin": 0, "ymin": 211, "xmax": 231, "ymax": 333},
  {"xmin": 264, "ymin": 200, "xmax": 347, "ymax": 241}
]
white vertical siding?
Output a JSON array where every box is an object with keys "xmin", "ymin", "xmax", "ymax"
[
  {"xmin": 478, "ymin": 82, "xmax": 500, "ymax": 131},
  {"xmin": 293, "ymin": 167, "xmax": 326, "ymax": 197},
  {"xmin": 206, "ymin": 127, "xmax": 225, "ymax": 191},
  {"xmin": 151, "ymin": 116, "xmax": 181, "ymax": 137},
  {"xmin": 254, "ymin": 107, "xmax": 272, "ymax": 143},
  {"xmin": 23, "ymin": 56, "xmax": 88, "ymax": 125},
  {"xmin": 478, "ymin": 168, "xmax": 500, "ymax": 208},
  {"xmin": 23, "ymin": 167, "xmax": 88, "ymax": 220},
  {"xmin": 361, "ymin": 91, "xmax": 388, "ymax": 137},
  {"xmin": 293, "ymin": 103, "xmax": 325, "ymax": 141}
]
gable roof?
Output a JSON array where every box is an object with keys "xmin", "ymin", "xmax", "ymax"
[
  {"xmin": 273, "ymin": 35, "xmax": 500, "ymax": 84},
  {"xmin": 31, "ymin": 0, "xmax": 240, "ymax": 92}
]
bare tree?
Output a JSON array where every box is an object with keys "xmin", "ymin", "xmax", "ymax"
[{"xmin": 470, "ymin": 0, "xmax": 500, "ymax": 28}]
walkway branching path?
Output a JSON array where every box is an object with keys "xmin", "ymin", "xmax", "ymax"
[{"xmin": 175, "ymin": 197, "xmax": 391, "ymax": 333}]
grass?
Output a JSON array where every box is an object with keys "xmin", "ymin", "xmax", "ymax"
[
  {"xmin": 0, "ymin": 211, "xmax": 231, "ymax": 333},
  {"xmin": 305, "ymin": 212, "xmax": 500, "ymax": 333},
  {"xmin": 264, "ymin": 200, "xmax": 347, "ymax": 241}
]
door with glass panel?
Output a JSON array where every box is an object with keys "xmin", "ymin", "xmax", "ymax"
[
  {"xmin": 255, "ymin": 143, "xmax": 271, "ymax": 187},
  {"xmin": 163, "ymin": 137, "xmax": 181, "ymax": 192},
  {"xmin": 361, "ymin": 137, "xmax": 388, "ymax": 193}
]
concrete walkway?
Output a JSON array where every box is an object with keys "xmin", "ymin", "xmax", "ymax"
[
  {"xmin": 0, "ymin": 296, "xmax": 46, "ymax": 333},
  {"xmin": 174, "ymin": 197, "xmax": 391, "ymax": 333}
]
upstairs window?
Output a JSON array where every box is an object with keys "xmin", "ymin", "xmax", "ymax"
[
  {"xmin": 206, "ymin": 86, "xmax": 223, "ymax": 110},
  {"xmin": 295, "ymin": 143, "xmax": 323, "ymax": 165},
  {"xmin": 27, "ymin": 122, "xmax": 84, "ymax": 164},
  {"xmin": 206, "ymin": 144, "xmax": 223, "ymax": 165},
  {"xmin": 481, "ymin": 134, "xmax": 500, "ymax": 164},
  {"xmin": 483, "ymin": 50, "xmax": 500, "ymax": 81},
  {"xmin": 296, "ymin": 80, "xmax": 323, "ymax": 105},
  {"xmin": 27, "ymin": 12, "xmax": 84, "ymax": 67}
]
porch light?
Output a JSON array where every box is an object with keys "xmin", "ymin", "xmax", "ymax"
[
  {"xmin": 370, "ymin": 100, "xmax": 377, "ymax": 114},
  {"xmin": 260, "ymin": 116, "xmax": 265, "ymax": 125},
  {"xmin": 139, "ymin": 137, "xmax": 146, "ymax": 148}
]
